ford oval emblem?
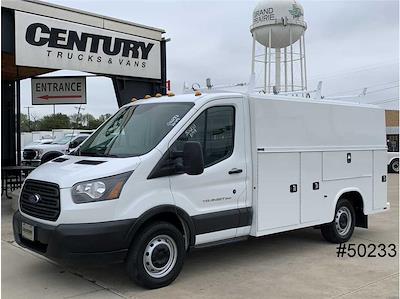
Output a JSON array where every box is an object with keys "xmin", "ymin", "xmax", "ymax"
[{"xmin": 29, "ymin": 194, "xmax": 41, "ymax": 204}]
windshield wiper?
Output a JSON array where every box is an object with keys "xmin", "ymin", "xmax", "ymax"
[{"xmin": 79, "ymin": 151, "xmax": 119, "ymax": 158}]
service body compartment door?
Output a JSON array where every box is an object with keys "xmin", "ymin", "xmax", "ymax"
[
  {"xmin": 257, "ymin": 152, "xmax": 300, "ymax": 231},
  {"xmin": 373, "ymin": 150, "xmax": 388, "ymax": 210},
  {"xmin": 300, "ymin": 152, "xmax": 323, "ymax": 223}
]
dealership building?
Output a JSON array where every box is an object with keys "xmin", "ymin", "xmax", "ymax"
[{"xmin": 2, "ymin": 0, "xmax": 167, "ymax": 167}]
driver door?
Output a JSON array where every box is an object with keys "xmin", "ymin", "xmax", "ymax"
[{"xmin": 169, "ymin": 97, "xmax": 247, "ymax": 244}]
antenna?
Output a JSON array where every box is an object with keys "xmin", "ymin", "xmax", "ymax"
[{"xmin": 206, "ymin": 78, "xmax": 213, "ymax": 89}]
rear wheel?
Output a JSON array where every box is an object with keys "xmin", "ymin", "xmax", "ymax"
[
  {"xmin": 389, "ymin": 159, "xmax": 399, "ymax": 173},
  {"xmin": 321, "ymin": 199, "xmax": 355, "ymax": 243},
  {"xmin": 126, "ymin": 221, "xmax": 185, "ymax": 289}
]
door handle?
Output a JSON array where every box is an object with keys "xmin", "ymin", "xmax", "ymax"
[
  {"xmin": 290, "ymin": 184, "xmax": 298, "ymax": 193},
  {"xmin": 229, "ymin": 168, "xmax": 243, "ymax": 175}
]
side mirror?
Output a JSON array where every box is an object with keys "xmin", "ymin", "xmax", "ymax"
[
  {"xmin": 183, "ymin": 141, "xmax": 204, "ymax": 175},
  {"xmin": 69, "ymin": 141, "xmax": 78, "ymax": 149}
]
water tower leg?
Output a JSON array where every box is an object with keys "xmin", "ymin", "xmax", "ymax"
[
  {"xmin": 284, "ymin": 47, "xmax": 288, "ymax": 92},
  {"xmin": 275, "ymin": 48, "xmax": 281, "ymax": 93},
  {"xmin": 264, "ymin": 47, "xmax": 267, "ymax": 92},
  {"xmin": 267, "ymin": 28, "xmax": 272, "ymax": 93},
  {"xmin": 251, "ymin": 36, "xmax": 256, "ymax": 74},
  {"xmin": 302, "ymin": 34, "xmax": 308, "ymax": 91},
  {"xmin": 289, "ymin": 26, "xmax": 294, "ymax": 92},
  {"xmin": 300, "ymin": 36, "xmax": 304, "ymax": 93}
]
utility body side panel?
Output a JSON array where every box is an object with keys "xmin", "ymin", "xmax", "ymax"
[
  {"xmin": 300, "ymin": 152, "xmax": 323, "ymax": 223},
  {"xmin": 248, "ymin": 95, "xmax": 388, "ymax": 237},
  {"xmin": 257, "ymin": 152, "xmax": 300, "ymax": 231},
  {"xmin": 322, "ymin": 151, "xmax": 372, "ymax": 180},
  {"xmin": 373, "ymin": 150, "xmax": 388, "ymax": 210}
]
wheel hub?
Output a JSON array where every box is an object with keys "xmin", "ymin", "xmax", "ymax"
[
  {"xmin": 143, "ymin": 235, "xmax": 177, "ymax": 278},
  {"xmin": 151, "ymin": 244, "xmax": 170, "ymax": 268},
  {"xmin": 393, "ymin": 160, "xmax": 399, "ymax": 172},
  {"xmin": 335, "ymin": 207, "xmax": 352, "ymax": 236},
  {"xmin": 338, "ymin": 214, "xmax": 348, "ymax": 229}
]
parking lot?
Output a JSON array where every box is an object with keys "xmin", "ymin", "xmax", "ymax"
[{"xmin": 2, "ymin": 174, "xmax": 398, "ymax": 299}]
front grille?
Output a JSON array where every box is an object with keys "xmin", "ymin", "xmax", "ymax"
[
  {"xmin": 23, "ymin": 149, "xmax": 37, "ymax": 160},
  {"xmin": 20, "ymin": 180, "xmax": 60, "ymax": 221}
]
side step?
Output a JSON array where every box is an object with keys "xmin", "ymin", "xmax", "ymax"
[{"xmin": 194, "ymin": 236, "xmax": 249, "ymax": 249}]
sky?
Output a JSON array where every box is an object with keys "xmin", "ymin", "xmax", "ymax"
[{"xmin": 20, "ymin": 0, "xmax": 399, "ymax": 118}]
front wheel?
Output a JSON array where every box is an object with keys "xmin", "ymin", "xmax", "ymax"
[
  {"xmin": 321, "ymin": 199, "xmax": 355, "ymax": 243},
  {"xmin": 126, "ymin": 221, "xmax": 185, "ymax": 289}
]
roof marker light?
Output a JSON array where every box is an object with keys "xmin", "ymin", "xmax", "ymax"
[
  {"xmin": 195, "ymin": 91, "xmax": 202, "ymax": 96},
  {"xmin": 144, "ymin": 95, "xmax": 151, "ymax": 99},
  {"xmin": 155, "ymin": 93, "xmax": 162, "ymax": 98},
  {"xmin": 131, "ymin": 97, "xmax": 137, "ymax": 102},
  {"xmin": 167, "ymin": 92, "xmax": 175, "ymax": 97}
]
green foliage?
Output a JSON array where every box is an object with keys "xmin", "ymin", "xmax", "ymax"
[
  {"xmin": 20, "ymin": 114, "xmax": 31, "ymax": 132},
  {"xmin": 39, "ymin": 113, "xmax": 71, "ymax": 130},
  {"xmin": 20, "ymin": 112, "xmax": 110, "ymax": 132}
]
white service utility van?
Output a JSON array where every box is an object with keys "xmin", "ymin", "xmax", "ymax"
[{"xmin": 13, "ymin": 92, "xmax": 389, "ymax": 289}]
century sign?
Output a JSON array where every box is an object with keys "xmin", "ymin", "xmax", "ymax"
[
  {"xmin": 15, "ymin": 12, "xmax": 161, "ymax": 79},
  {"xmin": 31, "ymin": 76, "xmax": 86, "ymax": 105}
]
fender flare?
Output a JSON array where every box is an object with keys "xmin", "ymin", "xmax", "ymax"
[
  {"xmin": 125, "ymin": 205, "xmax": 195, "ymax": 248},
  {"xmin": 389, "ymin": 157, "xmax": 398, "ymax": 165},
  {"xmin": 331, "ymin": 187, "xmax": 365, "ymax": 220},
  {"xmin": 41, "ymin": 151, "xmax": 64, "ymax": 163}
]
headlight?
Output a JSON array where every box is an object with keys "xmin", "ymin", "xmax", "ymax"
[
  {"xmin": 71, "ymin": 171, "xmax": 132, "ymax": 204},
  {"xmin": 36, "ymin": 149, "xmax": 44, "ymax": 158}
]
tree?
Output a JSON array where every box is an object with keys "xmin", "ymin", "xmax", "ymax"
[
  {"xmin": 98, "ymin": 114, "xmax": 112, "ymax": 123},
  {"xmin": 20, "ymin": 113, "xmax": 31, "ymax": 132},
  {"xmin": 38, "ymin": 113, "xmax": 70, "ymax": 130},
  {"xmin": 19, "ymin": 112, "xmax": 111, "ymax": 132},
  {"xmin": 87, "ymin": 115, "xmax": 103, "ymax": 129}
]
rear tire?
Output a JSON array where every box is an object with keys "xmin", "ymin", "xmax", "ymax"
[
  {"xmin": 126, "ymin": 221, "xmax": 185, "ymax": 289},
  {"xmin": 321, "ymin": 199, "xmax": 355, "ymax": 243},
  {"xmin": 389, "ymin": 159, "xmax": 399, "ymax": 174}
]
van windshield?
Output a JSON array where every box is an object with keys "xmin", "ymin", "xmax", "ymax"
[
  {"xmin": 76, "ymin": 102, "xmax": 194, "ymax": 158},
  {"xmin": 53, "ymin": 135, "xmax": 76, "ymax": 144}
]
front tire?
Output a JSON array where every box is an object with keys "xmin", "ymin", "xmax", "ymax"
[
  {"xmin": 389, "ymin": 159, "xmax": 399, "ymax": 173},
  {"xmin": 321, "ymin": 199, "xmax": 355, "ymax": 243},
  {"xmin": 126, "ymin": 221, "xmax": 185, "ymax": 289}
]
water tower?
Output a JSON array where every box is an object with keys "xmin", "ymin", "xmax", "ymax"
[{"xmin": 250, "ymin": 0, "xmax": 307, "ymax": 94}]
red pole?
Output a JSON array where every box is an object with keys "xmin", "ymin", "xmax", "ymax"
[{"xmin": 166, "ymin": 80, "xmax": 171, "ymax": 91}]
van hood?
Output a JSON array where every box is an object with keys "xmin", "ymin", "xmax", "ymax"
[
  {"xmin": 24, "ymin": 143, "xmax": 65, "ymax": 151},
  {"xmin": 27, "ymin": 155, "xmax": 141, "ymax": 188}
]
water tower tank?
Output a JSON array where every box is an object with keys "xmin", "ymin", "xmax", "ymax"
[{"xmin": 251, "ymin": 0, "xmax": 307, "ymax": 48}]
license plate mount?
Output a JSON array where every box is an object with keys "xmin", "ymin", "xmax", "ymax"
[{"xmin": 21, "ymin": 222, "xmax": 35, "ymax": 241}]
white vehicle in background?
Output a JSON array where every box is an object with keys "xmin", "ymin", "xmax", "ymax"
[
  {"xmin": 14, "ymin": 92, "xmax": 389, "ymax": 289},
  {"xmin": 32, "ymin": 135, "xmax": 55, "ymax": 145},
  {"xmin": 22, "ymin": 133, "xmax": 91, "ymax": 166},
  {"xmin": 19, "ymin": 136, "xmax": 55, "ymax": 161},
  {"xmin": 387, "ymin": 152, "xmax": 399, "ymax": 173}
]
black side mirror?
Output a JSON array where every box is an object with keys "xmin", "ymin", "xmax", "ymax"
[
  {"xmin": 69, "ymin": 141, "xmax": 78, "ymax": 149},
  {"xmin": 183, "ymin": 141, "xmax": 204, "ymax": 175}
]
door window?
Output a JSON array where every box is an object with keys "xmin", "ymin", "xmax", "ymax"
[{"xmin": 172, "ymin": 106, "xmax": 235, "ymax": 167}]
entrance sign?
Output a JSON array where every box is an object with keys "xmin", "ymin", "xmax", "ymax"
[
  {"xmin": 31, "ymin": 76, "xmax": 87, "ymax": 105},
  {"xmin": 15, "ymin": 11, "xmax": 161, "ymax": 79}
]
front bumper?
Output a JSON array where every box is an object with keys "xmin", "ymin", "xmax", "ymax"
[
  {"xmin": 22, "ymin": 159, "xmax": 41, "ymax": 167},
  {"xmin": 13, "ymin": 211, "xmax": 136, "ymax": 264}
]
